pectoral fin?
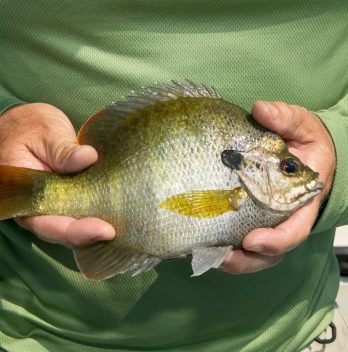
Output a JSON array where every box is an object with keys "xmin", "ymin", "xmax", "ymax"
[
  {"xmin": 191, "ymin": 246, "xmax": 232, "ymax": 277},
  {"xmin": 159, "ymin": 188, "xmax": 246, "ymax": 218}
]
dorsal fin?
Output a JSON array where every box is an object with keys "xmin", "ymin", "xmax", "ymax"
[
  {"xmin": 77, "ymin": 80, "xmax": 222, "ymax": 152},
  {"xmin": 129, "ymin": 80, "xmax": 222, "ymax": 102}
]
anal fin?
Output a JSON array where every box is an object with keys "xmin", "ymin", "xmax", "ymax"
[
  {"xmin": 74, "ymin": 242, "xmax": 161, "ymax": 280},
  {"xmin": 191, "ymin": 246, "xmax": 232, "ymax": 277}
]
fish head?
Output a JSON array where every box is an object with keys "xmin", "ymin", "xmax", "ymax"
[{"xmin": 222, "ymin": 133, "xmax": 323, "ymax": 212}]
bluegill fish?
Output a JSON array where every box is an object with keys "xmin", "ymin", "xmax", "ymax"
[{"xmin": 0, "ymin": 81, "xmax": 322, "ymax": 280}]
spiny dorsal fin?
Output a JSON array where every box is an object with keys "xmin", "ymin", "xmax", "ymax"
[
  {"xmin": 127, "ymin": 80, "xmax": 222, "ymax": 103},
  {"xmin": 77, "ymin": 80, "xmax": 222, "ymax": 151}
]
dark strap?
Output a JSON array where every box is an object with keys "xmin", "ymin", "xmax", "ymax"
[{"xmin": 314, "ymin": 322, "xmax": 337, "ymax": 344}]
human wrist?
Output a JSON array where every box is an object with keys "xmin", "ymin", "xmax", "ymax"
[{"xmin": 0, "ymin": 96, "xmax": 25, "ymax": 116}]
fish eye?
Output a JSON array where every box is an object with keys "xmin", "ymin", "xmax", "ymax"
[{"xmin": 280, "ymin": 158, "xmax": 299, "ymax": 175}]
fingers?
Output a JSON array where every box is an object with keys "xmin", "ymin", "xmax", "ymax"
[
  {"xmin": 220, "ymin": 249, "xmax": 283, "ymax": 274},
  {"xmin": 251, "ymin": 101, "xmax": 321, "ymax": 143},
  {"xmin": 243, "ymin": 200, "xmax": 319, "ymax": 256},
  {"xmin": 15, "ymin": 216, "xmax": 116, "ymax": 247},
  {"xmin": 220, "ymin": 198, "xmax": 319, "ymax": 274}
]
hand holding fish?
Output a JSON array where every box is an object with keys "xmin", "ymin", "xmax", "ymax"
[
  {"xmin": 0, "ymin": 82, "xmax": 329, "ymax": 279},
  {"xmin": 221, "ymin": 101, "xmax": 336, "ymax": 274},
  {"xmin": 0, "ymin": 103, "xmax": 115, "ymax": 246}
]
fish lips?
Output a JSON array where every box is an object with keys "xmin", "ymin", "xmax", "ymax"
[{"xmin": 305, "ymin": 177, "xmax": 323, "ymax": 193}]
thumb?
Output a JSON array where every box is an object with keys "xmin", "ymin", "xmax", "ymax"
[
  {"xmin": 34, "ymin": 108, "xmax": 99, "ymax": 173},
  {"xmin": 1, "ymin": 102, "xmax": 98, "ymax": 174},
  {"xmin": 251, "ymin": 101, "xmax": 316, "ymax": 143},
  {"xmin": 48, "ymin": 141, "xmax": 98, "ymax": 173}
]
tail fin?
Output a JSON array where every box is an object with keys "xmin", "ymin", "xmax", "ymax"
[{"xmin": 0, "ymin": 165, "xmax": 48, "ymax": 220}]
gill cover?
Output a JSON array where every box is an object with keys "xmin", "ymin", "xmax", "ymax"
[{"xmin": 221, "ymin": 136, "xmax": 322, "ymax": 212}]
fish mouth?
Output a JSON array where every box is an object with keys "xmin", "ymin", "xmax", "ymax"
[
  {"xmin": 305, "ymin": 179, "xmax": 324, "ymax": 193},
  {"xmin": 289, "ymin": 179, "xmax": 323, "ymax": 211},
  {"xmin": 266, "ymin": 178, "xmax": 324, "ymax": 213}
]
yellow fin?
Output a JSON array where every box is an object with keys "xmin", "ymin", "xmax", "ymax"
[
  {"xmin": 159, "ymin": 188, "xmax": 246, "ymax": 218},
  {"xmin": 0, "ymin": 165, "xmax": 48, "ymax": 219}
]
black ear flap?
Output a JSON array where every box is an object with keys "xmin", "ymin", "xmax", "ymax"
[{"xmin": 221, "ymin": 150, "xmax": 244, "ymax": 170}]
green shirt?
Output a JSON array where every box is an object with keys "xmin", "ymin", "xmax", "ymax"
[{"xmin": 0, "ymin": 1, "xmax": 347, "ymax": 351}]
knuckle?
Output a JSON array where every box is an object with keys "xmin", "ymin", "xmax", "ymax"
[
  {"xmin": 271, "ymin": 102, "xmax": 301, "ymax": 134},
  {"xmin": 50, "ymin": 139, "xmax": 78, "ymax": 171},
  {"xmin": 286, "ymin": 105, "xmax": 302, "ymax": 130}
]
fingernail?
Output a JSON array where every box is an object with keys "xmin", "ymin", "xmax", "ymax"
[
  {"xmin": 265, "ymin": 103, "xmax": 278, "ymax": 120},
  {"xmin": 101, "ymin": 225, "xmax": 116, "ymax": 239},
  {"xmin": 64, "ymin": 145, "xmax": 98, "ymax": 173},
  {"xmin": 92, "ymin": 235, "xmax": 115, "ymax": 242},
  {"xmin": 92, "ymin": 225, "xmax": 116, "ymax": 242}
]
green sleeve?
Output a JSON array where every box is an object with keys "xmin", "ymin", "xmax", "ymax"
[
  {"xmin": 313, "ymin": 93, "xmax": 348, "ymax": 233},
  {"xmin": 0, "ymin": 86, "xmax": 25, "ymax": 115}
]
